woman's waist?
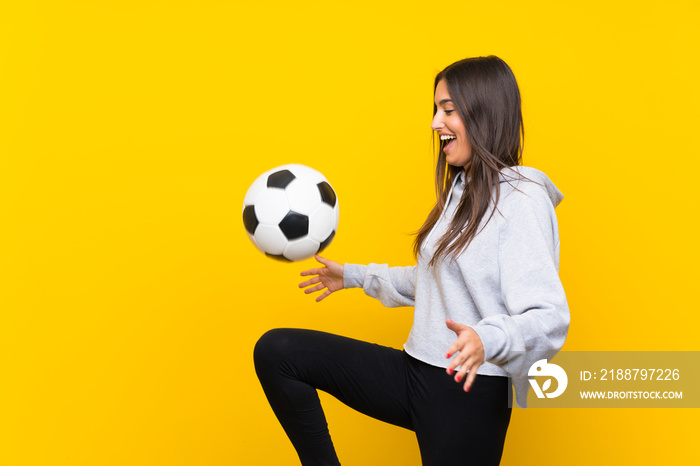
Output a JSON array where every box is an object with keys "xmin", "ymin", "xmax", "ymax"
[{"xmin": 403, "ymin": 341, "xmax": 509, "ymax": 377}]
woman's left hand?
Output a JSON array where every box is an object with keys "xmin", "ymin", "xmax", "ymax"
[{"xmin": 445, "ymin": 318, "xmax": 485, "ymax": 392}]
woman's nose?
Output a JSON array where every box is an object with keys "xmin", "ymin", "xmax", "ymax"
[{"xmin": 431, "ymin": 114, "xmax": 443, "ymax": 131}]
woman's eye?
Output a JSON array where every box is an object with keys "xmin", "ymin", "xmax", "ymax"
[{"xmin": 444, "ymin": 110, "xmax": 455, "ymax": 115}]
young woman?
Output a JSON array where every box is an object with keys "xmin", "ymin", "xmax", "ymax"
[{"xmin": 254, "ymin": 55, "xmax": 570, "ymax": 466}]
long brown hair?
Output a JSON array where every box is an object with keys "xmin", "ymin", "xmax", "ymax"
[{"xmin": 413, "ymin": 56, "xmax": 525, "ymax": 266}]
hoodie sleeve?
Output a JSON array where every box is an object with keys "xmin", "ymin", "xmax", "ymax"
[
  {"xmin": 343, "ymin": 263, "xmax": 416, "ymax": 308},
  {"xmin": 470, "ymin": 186, "xmax": 570, "ymax": 378}
]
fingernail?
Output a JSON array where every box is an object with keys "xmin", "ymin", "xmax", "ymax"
[
  {"xmin": 455, "ymin": 375, "xmax": 461, "ymax": 382},
  {"xmin": 465, "ymin": 385, "xmax": 470, "ymax": 392},
  {"xmin": 447, "ymin": 368, "xmax": 453, "ymax": 375},
  {"xmin": 446, "ymin": 353, "xmax": 452, "ymax": 358}
]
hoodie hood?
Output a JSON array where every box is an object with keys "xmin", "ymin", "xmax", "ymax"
[
  {"xmin": 454, "ymin": 165, "xmax": 564, "ymax": 208},
  {"xmin": 498, "ymin": 166, "xmax": 564, "ymax": 208},
  {"xmin": 428, "ymin": 165, "xmax": 564, "ymax": 251}
]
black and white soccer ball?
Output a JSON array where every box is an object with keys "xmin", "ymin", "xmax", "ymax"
[{"xmin": 242, "ymin": 164, "xmax": 339, "ymax": 262}]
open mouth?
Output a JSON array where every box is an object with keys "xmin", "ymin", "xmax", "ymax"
[{"xmin": 440, "ymin": 134, "xmax": 456, "ymax": 153}]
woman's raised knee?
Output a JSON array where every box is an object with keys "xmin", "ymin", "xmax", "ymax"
[{"xmin": 253, "ymin": 328, "xmax": 298, "ymax": 369}]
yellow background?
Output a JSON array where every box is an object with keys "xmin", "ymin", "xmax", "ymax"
[{"xmin": 1, "ymin": 1, "xmax": 698, "ymax": 464}]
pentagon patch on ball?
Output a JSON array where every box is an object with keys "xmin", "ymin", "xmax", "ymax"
[{"xmin": 242, "ymin": 164, "xmax": 339, "ymax": 262}]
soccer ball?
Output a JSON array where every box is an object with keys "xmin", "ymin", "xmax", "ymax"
[{"xmin": 242, "ymin": 164, "xmax": 339, "ymax": 262}]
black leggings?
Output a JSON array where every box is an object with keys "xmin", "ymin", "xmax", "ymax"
[{"xmin": 254, "ymin": 328, "xmax": 512, "ymax": 466}]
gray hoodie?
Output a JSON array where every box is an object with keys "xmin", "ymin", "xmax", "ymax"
[{"xmin": 343, "ymin": 166, "xmax": 570, "ymax": 408}]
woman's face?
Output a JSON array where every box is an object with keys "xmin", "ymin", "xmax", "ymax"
[{"xmin": 431, "ymin": 79, "xmax": 472, "ymax": 169}]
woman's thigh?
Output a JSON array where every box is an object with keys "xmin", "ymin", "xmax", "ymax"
[{"xmin": 254, "ymin": 328, "xmax": 414, "ymax": 430}]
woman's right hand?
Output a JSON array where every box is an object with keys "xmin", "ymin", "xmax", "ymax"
[{"xmin": 299, "ymin": 255, "xmax": 344, "ymax": 302}]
